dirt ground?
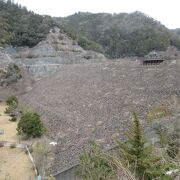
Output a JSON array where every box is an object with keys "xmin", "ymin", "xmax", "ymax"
[
  {"xmin": 0, "ymin": 147, "xmax": 35, "ymax": 180},
  {"xmin": 0, "ymin": 103, "xmax": 18, "ymax": 142},
  {"xmin": 0, "ymin": 103, "xmax": 36, "ymax": 179}
]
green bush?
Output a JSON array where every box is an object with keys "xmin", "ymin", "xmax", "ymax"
[
  {"xmin": 78, "ymin": 37, "xmax": 103, "ymax": 53},
  {"xmin": 10, "ymin": 143, "xmax": 16, "ymax": 148},
  {"xmin": 17, "ymin": 111, "xmax": 44, "ymax": 138},
  {"xmin": 0, "ymin": 64, "xmax": 22, "ymax": 86},
  {"xmin": 5, "ymin": 96, "xmax": 18, "ymax": 115},
  {"xmin": 6, "ymin": 96, "xmax": 18, "ymax": 107},
  {"xmin": 147, "ymin": 105, "xmax": 170, "ymax": 122},
  {"xmin": 0, "ymin": 1, "xmax": 56, "ymax": 47},
  {"xmin": 154, "ymin": 124, "xmax": 169, "ymax": 147}
]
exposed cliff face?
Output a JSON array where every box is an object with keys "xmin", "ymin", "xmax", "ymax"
[
  {"xmin": 0, "ymin": 27, "xmax": 106, "ymax": 80},
  {"xmin": 0, "ymin": 48, "xmax": 14, "ymax": 67}
]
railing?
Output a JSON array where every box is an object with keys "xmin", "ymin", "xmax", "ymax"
[{"xmin": 0, "ymin": 141, "xmax": 38, "ymax": 177}]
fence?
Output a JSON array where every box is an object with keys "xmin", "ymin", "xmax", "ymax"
[{"xmin": 0, "ymin": 141, "xmax": 38, "ymax": 177}]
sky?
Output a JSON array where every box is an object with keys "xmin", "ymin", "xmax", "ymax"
[{"xmin": 14, "ymin": 0, "xmax": 180, "ymax": 29}]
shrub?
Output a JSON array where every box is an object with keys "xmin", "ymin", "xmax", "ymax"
[
  {"xmin": 0, "ymin": 142, "xmax": 4, "ymax": 148},
  {"xmin": 0, "ymin": 64, "xmax": 22, "ymax": 86},
  {"xmin": 33, "ymin": 140, "xmax": 50, "ymax": 175},
  {"xmin": 9, "ymin": 116, "xmax": 17, "ymax": 122},
  {"xmin": 77, "ymin": 36, "xmax": 103, "ymax": 53},
  {"xmin": 154, "ymin": 124, "xmax": 169, "ymax": 147},
  {"xmin": 10, "ymin": 143, "xmax": 16, "ymax": 148},
  {"xmin": 166, "ymin": 121, "xmax": 180, "ymax": 158},
  {"xmin": 17, "ymin": 111, "xmax": 44, "ymax": 138},
  {"xmin": 6, "ymin": 96, "xmax": 18, "ymax": 107},
  {"xmin": 5, "ymin": 107, "xmax": 11, "ymax": 114},
  {"xmin": 76, "ymin": 143, "xmax": 116, "ymax": 180},
  {"xmin": 147, "ymin": 105, "xmax": 170, "ymax": 122},
  {"xmin": 48, "ymin": 176, "xmax": 56, "ymax": 180},
  {"xmin": 5, "ymin": 96, "xmax": 19, "ymax": 117}
]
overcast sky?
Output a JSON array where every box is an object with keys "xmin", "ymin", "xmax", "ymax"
[{"xmin": 14, "ymin": 0, "xmax": 179, "ymax": 29}]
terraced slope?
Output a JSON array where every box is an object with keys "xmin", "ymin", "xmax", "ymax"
[{"xmin": 21, "ymin": 59, "xmax": 180, "ymax": 174}]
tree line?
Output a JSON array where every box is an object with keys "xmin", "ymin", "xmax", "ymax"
[{"xmin": 0, "ymin": 0, "xmax": 55, "ymax": 47}]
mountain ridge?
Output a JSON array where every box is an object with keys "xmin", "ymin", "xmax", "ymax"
[
  {"xmin": 1, "ymin": 1, "xmax": 180, "ymax": 58},
  {"xmin": 55, "ymin": 11, "xmax": 180, "ymax": 57}
]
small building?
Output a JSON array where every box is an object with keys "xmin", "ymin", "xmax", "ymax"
[
  {"xmin": 142, "ymin": 51, "xmax": 164, "ymax": 65},
  {"xmin": 142, "ymin": 59, "xmax": 164, "ymax": 65}
]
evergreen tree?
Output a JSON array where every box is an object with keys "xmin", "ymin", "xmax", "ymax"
[
  {"xmin": 117, "ymin": 112, "xmax": 170, "ymax": 180},
  {"xmin": 17, "ymin": 111, "xmax": 44, "ymax": 138},
  {"xmin": 0, "ymin": 0, "xmax": 56, "ymax": 47},
  {"xmin": 76, "ymin": 143, "xmax": 116, "ymax": 180}
]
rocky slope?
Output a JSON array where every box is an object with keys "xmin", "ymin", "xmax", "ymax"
[
  {"xmin": 0, "ymin": 27, "xmax": 106, "ymax": 99},
  {"xmin": 0, "ymin": 27, "xmax": 106, "ymax": 79},
  {"xmin": 20, "ymin": 59, "xmax": 180, "ymax": 174}
]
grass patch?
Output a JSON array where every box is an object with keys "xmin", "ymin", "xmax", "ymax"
[{"xmin": 147, "ymin": 105, "xmax": 171, "ymax": 122}]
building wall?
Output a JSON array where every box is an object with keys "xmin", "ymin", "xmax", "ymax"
[{"xmin": 55, "ymin": 166, "xmax": 78, "ymax": 180}]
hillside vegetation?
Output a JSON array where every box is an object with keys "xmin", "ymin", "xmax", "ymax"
[
  {"xmin": 56, "ymin": 12, "xmax": 180, "ymax": 57},
  {"xmin": 0, "ymin": 0, "xmax": 55, "ymax": 47},
  {"xmin": 173, "ymin": 28, "xmax": 180, "ymax": 37},
  {"xmin": 1, "ymin": 1, "xmax": 180, "ymax": 58}
]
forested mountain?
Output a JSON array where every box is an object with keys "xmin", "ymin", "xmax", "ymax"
[
  {"xmin": 173, "ymin": 28, "xmax": 180, "ymax": 37},
  {"xmin": 0, "ymin": 0, "xmax": 55, "ymax": 47},
  {"xmin": 56, "ymin": 12, "xmax": 180, "ymax": 57},
  {"xmin": 1, "ymin": 0, "xmax": 180, "ymax": 58}
]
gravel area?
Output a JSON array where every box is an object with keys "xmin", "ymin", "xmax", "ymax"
[{"xmin": 21, "ymin": 59, "xmax": 180, "ymax": 174}]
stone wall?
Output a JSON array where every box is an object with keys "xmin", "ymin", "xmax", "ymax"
[{"xmin": 0, "ymin": 27, "xmax": 106, "ymax": 80}]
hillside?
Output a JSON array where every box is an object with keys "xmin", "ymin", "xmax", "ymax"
[
  {"xmin": 56, "ymin": 12, "xmax": 180, "ymax": 57},
  {"xmin": 1, "ymin": 1, "xmax": 180, "ymax": 58},
  {"xmin": 0, "ymin": 26, "xmax": 107, "ymax": 99},
  {"xmin": 0, "ymin": 0, "xmax": 55, "ymax": 47},
  {"xmin": 20, "ymin": 59, "xmax": 180, "ymax": 174},
  {"xmin": 0, "ymin": 1, "xmax": 180, "ymax": 178},
  {"xmin": 173, "ymin": 28, "xmax": 180, "ymax": 37}
]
